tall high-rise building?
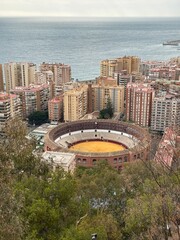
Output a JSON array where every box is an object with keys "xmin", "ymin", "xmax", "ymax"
[
  {"xmin": 0, "ymin": 64, "xmax": 4, "ymax": 91},
  {"xmin": 91, "ymin": 84, "xmax": 124, "ymax": 114},
  {"xmin": 35, "ymin": 70, "xmax": 55, "ymax": 99},
  {"xmin": 10, "ymin": 84, "xmax": 50, "ymax": 119},
  {"xmin": 48, "ymin": 95, "xmax": 63, "ymax": 123},
  {"xmin": 126, "ymin": 83, "xmax": 155, "ymax": 127},
  {"xmin": 100, "ymin": 59, "xmax": 117, "ymax": 78},
  {"xmin": 40, "ymin": 63, "xmax": 71, "ymax": 86},
  {"xmin": 4, "ymin": 62, "xmax": 36, "ymax": 93},
  {"xmin": 113, "ymin": 72, "xmax": 132, "ymax": 101},
  {"xmin": 63, "ymin": 85, "xmax": 88, "ymax": 122},
  {"xmin": 151, "ymin": 95, "xmax": 180, "ymax": 132},
  {"xmin": 0, "ymin": 93, "xmax": 22, "ymax": 135},
  {"xmin": 100, "ymin": 56, "xmax": 140, "ymax": 77}
]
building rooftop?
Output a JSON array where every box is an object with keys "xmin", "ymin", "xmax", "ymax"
[
  {"xmin": 42, "ymin": 151, "xmax": 75, "ymax": 172},
  {"xmin": 12, "ymin": 84, "xmax": 49, "ymax": 92}
]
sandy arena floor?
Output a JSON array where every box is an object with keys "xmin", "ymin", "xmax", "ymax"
[{"xmin": 69, "ymin": 140, "xmax": 126, "ymax": 153}]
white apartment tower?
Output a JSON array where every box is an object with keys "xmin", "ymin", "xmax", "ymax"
[{"xmin": 151, "ymin": 95, "xmax": 180, "ymax": 132}]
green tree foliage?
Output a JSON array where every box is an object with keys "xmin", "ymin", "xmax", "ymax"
[
  {"xmin": 0, "ymin": 123, "xmax": 24, "ymax": 239},
  {"xmin": 15, "ymin": 170, "xmax": 89, "ymax": 240},
  {"xmin": 61, "ymin": 213, "xmax": 121, "ymax": 240},
  {"xmin": 28, "ymin": 111, "xmax": 48, "ymax": 126},
  {"xmin": 3, "ymin": 117, "xmax": 49, "ymax": 178},
  {"xmin": 99, "ymin": 97, "xmax": 114, "ymax": 119}
]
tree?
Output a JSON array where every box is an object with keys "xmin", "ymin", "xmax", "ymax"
[
  {"xmin": 16, "ymin": 170, "xmax": 87, "ymax": 240},
  {"xmin": 28, "ymin": 111, "xmax": 48, "ymax": 126},
  {"xmin": 61, "ymin": 213, "xmax": 121, "ymax": 240},
  {"xmin": 99, "ymin": 97, "xmax": 114, "ymax": 119},
  {"xmin": 0, "ymin": 135, "xmax": 23, "ymax": 239},
  {"xmin": 121, "ymin": 159, "xmax": 180, "ymax": 240}
]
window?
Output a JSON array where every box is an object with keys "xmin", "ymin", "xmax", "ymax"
[
  {"xmin": 114, "ymin": 158, "xmax": 117, "ymax": 164},
  {"xmin": 83, "ymin": 159, "xmax": 87, "ymax": 164},
  {"xmin": 77, "ymin": 158, "xmax": 81, "ymax": 163},
  {"xmin": 92, "ymin": 159, "xmax": 97, "ymax": 165},
  {"xmin": 119, "ymin": 157, "xmax": 122, "ymax": 163}
]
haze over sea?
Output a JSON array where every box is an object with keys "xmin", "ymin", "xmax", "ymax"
[{"xmin": 0, "ymin": 17, "xmax": 180, "ymax": 80}]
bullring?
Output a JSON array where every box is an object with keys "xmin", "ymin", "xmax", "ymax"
[{"xmin": 44, "ymin": 119, "xmax": 150, "ymax": 169}]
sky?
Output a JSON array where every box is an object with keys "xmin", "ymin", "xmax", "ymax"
[{"xmin": 0, "ymin": 0, "xmax": 180, "ymax": 17}]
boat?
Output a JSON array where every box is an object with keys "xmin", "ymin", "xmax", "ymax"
[{"xmin": 163, "ymin": 40, "xmax": 180, "ymax": 46}]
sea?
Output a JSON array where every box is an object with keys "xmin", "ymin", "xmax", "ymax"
[{"xmin": 0, "ymin": 17, "xmax": 180, "ymax": 80}]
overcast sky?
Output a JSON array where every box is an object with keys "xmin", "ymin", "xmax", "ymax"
[{"xmin": 0, "ymin": 0, "xmax": 180, "ymax": 17}]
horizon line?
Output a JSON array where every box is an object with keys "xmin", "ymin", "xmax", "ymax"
[{"xmin": 0, "ymin": 16, "xmax": 180, "ymax": 18}]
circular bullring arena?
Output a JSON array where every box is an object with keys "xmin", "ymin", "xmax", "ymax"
[{"xmin": 44, "ymin": 119, "xmax": 150, "ymax": 169}]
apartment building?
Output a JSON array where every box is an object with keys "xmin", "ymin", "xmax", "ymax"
[
  {"xmin": 0, "ymin": 93, "xmax": 22, "ymax": 135},
  {"xmin": 35, "ymin": 70, "xmax": 55, "ymax": 99},
  {"xmin": 48, "ymin": 95, "xmax": 63, "ymax": 123},
  {"xmin": 140, "ymin": 61, "xmax": 164, "ymax": 76},
  {"xmin": 0, "ymin": 64, "xmax": 4, "ymax": 91},
  {"xmin": 10, "ymin": 84, "xmax": 50, "ymax": 119},
  {"xmin": 100, "ymin": 56, "xmax": 140, "ymax": 77},
  {"xmin": 63, "ymin": 85, "xmax": 88, "ymax": 122},
  {"xmin": 40, "ymin": 62, "xmax": 71, "ymax": 86},
  {"xmin": 4, "ymin": 62, "xmax": 36, "ymax": 93},
  {"xmin": 35, "ymin": 70, "xmax": 53, "ymax": 85},
  {"xmin": 126, "ymin": 83, "xmax": 155, "ymax": 127},
  {"xmin": 151, "ymin": 95, "xmax": 180, "ymax": 132},
  {"xmin": 113, "ymin": 72, "xmax": 132, "ymax": 101},
  {"xmin": 91, "ymin": 84, "xmax": 124, "ymax": 114}
]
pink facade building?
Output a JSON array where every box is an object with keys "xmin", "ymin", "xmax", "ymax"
[
  {"xmin": 48, "ymin": 95, "xmax": 63, "ymax": 123},
  {"xmin": 126, "ymin": 83, "xmax": 155, "ymax": 127}
]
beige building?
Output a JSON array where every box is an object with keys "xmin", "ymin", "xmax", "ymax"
[
  {"xmin": 96, "ymin": 76, "xmax": 117, "ymax": 86},
  {"xmin": 40, "ymin": 62, "xmax": 71, "ymax": 86},
  {"xmin": 4, "ymin": 62, "xmax": 36, "ymax": 93},
  {"xmin": 0, "ymin": 93, "xmax": 22, "ymax": 135},
  {"xmin": 64, "ymin": 85, "xmax": 88, "ymax": 121},
  {"xmin": 48, "ymin": 95, "xmax": 63, "ymax": 123},
  {"xmin": 10, "ymin": 84, "xmax": 50, "ymax": 119},
  {"xmin": 35, "ymin": 70, "xmax": 55, "ymax": 99},
  {"xmin": 0, "ymin": 64, "xmax": 4, "ymax": 91},
  {"xmin": 100, "ymin": 56, "xmax": 140, "ymax": 77},
  {"xmin": 35, "ymin": 70, "xmax": 53, "ymax": 85},
  {"xmin": 126, "ymin": 83, "xmax": 155, "ymax": 127},
  {"xmin": 91, "ymin": 84, "xmax": 124, "ymax": 114}
]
